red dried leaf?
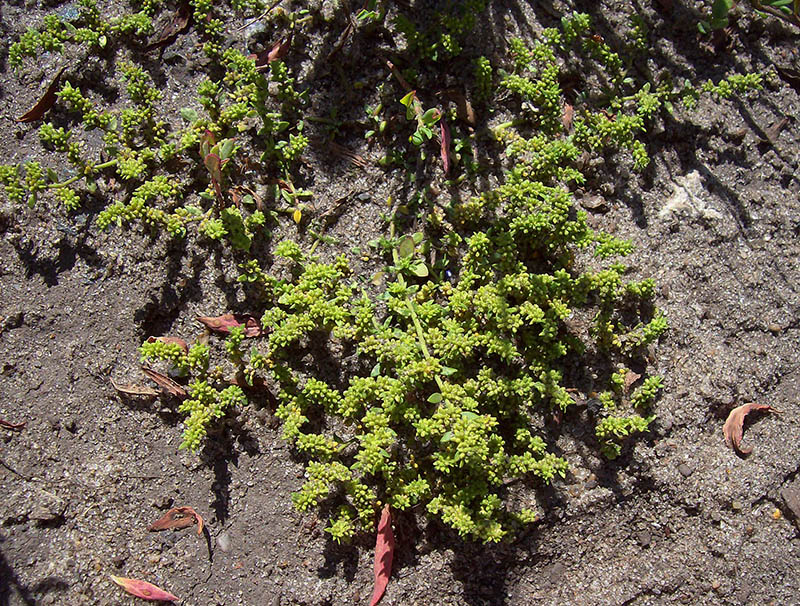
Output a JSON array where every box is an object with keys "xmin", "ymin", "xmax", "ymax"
[
  {"xmin": 369, "ymin": 504, "xmax": 394, "ymax": 606},
  {"xmin": 440, "ymin": 118, "xmax": 451, "ymax": 177},
  {"xmin": 110, "ymin": 576, "xmax": 178, "ymax": 602},
  {"xmin": 146, "ymin": 336, "xmax": 189, "ymax": 354},
  {"xmin": 723, "ymin": 402, "xmax": 778, "ymax": 454},
  {"xmin": 110, "ymin": 377, "xmax": 160, "ymax": 398},
  {"xmin": 145, "ymin": 1, "xmax": 191, "ymax": 52},
  {"xmin": 252, "ymin": 31, "xmax": 294, "ymax": 69},
  {"xmin": 196, "ymin": 314, "xmax": 263, "ymax": 337},
  {"xmin": 141, "ymin": 367, "xmax": 188, "ymax": 399},
  {"xmin": 148, "ymin": 506, "xmax": 204, "ymax": 535},
  {"xmin": 17, "ymin": 67, "xmax": 67, "ymax": 123},
  {"xmin": 0, "ymin": 418, "xmax": 26, "ymax": 430}
]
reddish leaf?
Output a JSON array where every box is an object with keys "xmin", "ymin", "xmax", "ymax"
[
  {"xmin": 440, "ymin": 118, "xmax": 451, "ymax": 177},
  {"xmin": 200, "ymin": 130, "xmax": 216, "ymax": 159},
  {"xmin": 196, "ymin": 314, "xmax": 263, "ymax": 337},
  {"xmin": 369, "ymin": 504, "xmax": 394, "ymax": 606},
  {"xmin": 17, "ymin": 67, "xmax": 67, "ymax": 123},
  {"xmin": 146, "ymin": 336, "xmax": 189, "ymax": 354},
  {"xmin": 252, "ymin": 31, "xmax": 294, "ymax": 69},
  {"xmin": 723, "ymin": 402, "xmax": 778, "ymax": 454},
  {"xmin": 110, "ymin": 377, "xmax": 160, "ymax": 398},
  {"xmin": 149, "ymin": 506, "xmax": 204, "ymax": 535},
  {"xmin": 141, "ymin": 367, "xmax": 188, "ymax": 399},
  {"xmin": 145, "ymin": 1, "xmax": 191, "ymax": 52},
  {"xmin": 0, "ymin": 418, "xmax": 26, "ymax": 430},
  {"xmin": 110, "ymin": 576, "xmax": 178, "ymax": 602},
  {"xmin": 562, "ymin": 103, "xmax": 574, "ymax": 132}
]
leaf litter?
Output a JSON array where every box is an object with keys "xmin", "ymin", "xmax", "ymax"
[
  {"xmin": 110, "ymin": 576, "xmax": 179, "ymax": 602},
  {"xmin": 369, "ymin": 504, "xmax": 394, "ymax": 606},
  {"xmin": 196, "ymin": 314, "xmax": 263, "ymax": 337},
  {"xmin": 148, "ymin": 506, "xmax": 204, "ymax": 535},
  {"xmin": 141, "ymin": 367, "xmax": 188, "ymax": 399},
  {"xmin": 16, "ymin": 66, "xmax": 67, "ymax": 123},
  {"xmin": 723, "ymin": 402, "xmax": 780, "ymax": 454}
]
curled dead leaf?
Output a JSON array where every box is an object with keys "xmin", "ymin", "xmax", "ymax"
[
  {"xmin": 148, "ymin": 506, "xmax": 204, "ymax": 535},
  {"xmin": 196, "ymin": 314, "xmax": 263, "ymax": 337},
  {"xmin": 0, "ymin": 418, "xmax": 26, "ymax": 430},
  {"xmin": 723, "ymin": 402, "xmax": 779, "ymax": 454},
  {"xmin": 110, "ymin": 377, "xmax": 160, "ymax": 398},
  {"xmin": 17, "ymin": 67, "xmax": 67, "ymax": 123},
  {"xmin": 145, "ymin": 0, "xmax": 191, "ymax": 52},
  {"xmin": 141, "ymin": 367, "xmax": 188, "ymax": 399},
  {"xmin": 110, "ymin": 576, "xmax": 178, "ymax": 602},
  {"xmin": 440, "ymin": 118, "xmax": 451, "ymax": 176}
]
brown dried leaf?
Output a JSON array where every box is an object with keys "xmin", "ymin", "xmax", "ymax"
[
  {"xmin": 253, "ymin": 31, "xmax": 294, "ymax": 69},
  {"xmin": 562, "ymin": 103, "xmax": 574, "ymax": 132},
  {"xmin": 777, "ymin": 66, "xmax": 800, "ymax": 93},
  {"xmin": 110, "ymin": 377, "xmax": 160, "ymax": 398},
  {"xmin": 196, "ymin": 314, "xmax": 263, "ymax": 337},
  {"xmin": 141, "ymin": 367, "xmax": 188, "ymax": 399},
  {"xmin": 761, "ymin": 117, "xmax": 790, "ymax": 145},
  {"xmin": 16, "ymin": 67, "xmax": 67, "ymax": 123},
  {"xmin": 623, "ymin": 370, "xmax": 641, "ymax": 394},
  {"xmin": 145, "ymin": 1, "xmax": 191, "ymax": 52},
  {"xmin": 441, "ymin": 89, "xmax": 476, "ymax": 126},
  {"xmin": 723, "ymin": 402, "xmax": 778, "ymax": 454},
  {"xmin": 440, "ymin": 118, "xmax": 452, "ymax": 176},
  {"xmin": 146, "ymin": 336, "xmax": 188, "ymax": 354},
  {"xmin": 148, "ymin": 506, "xmax": 204, "ymax": 535},
  {"xmin": 0, "ymin": 418, "xmax": 26, "ymax": 430}
]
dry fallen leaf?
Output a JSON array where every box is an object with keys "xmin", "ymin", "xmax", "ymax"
[
  {"xmin": 17, "ymin": 67, "xmax": 67, "ymax": 123},
  {"xmin": 110, "ymin": 377, "xmax": 160, "ymax": 398},
  {"xmin": 440, "ymin": 118, "xmax": 451, "ymax": 177},
  {"xmin": 196, "ymin": 314, "xmax": 263, "ymax": 337},
  {"xmin": 723, "ymin": 402, "xmax": 778, "ymax": 454},
  {"xmin": 0, "ymin": 418, "xmax": 26, "ymax": 430},
  {"xmin": 369, "ymin": 504, "xmax": 394, "ymax": 606},
  {"xmin": 148, "ymin": 506, "xmax": 204, "ymax": 535},
  {"xmin": 110, "ymin": 576, "xmax": 178, "ymax": 602},
  {"xmin": 146, "ymin": 336, "xmax": 189, "ymax": 354},
  {"xmin": 623, "ymin": 370, "xmax": 641, "ymax": 394},
  {"xmin": 562, "ymin": 102, "xmax": 574, "ymax": 132},
  {"xmin": 141, "ymin": 367, "xmax": 188, "ymax": 399},
  {"xmin": 145, "ymin": 1, "xmax": 191, "ymax": 52}
]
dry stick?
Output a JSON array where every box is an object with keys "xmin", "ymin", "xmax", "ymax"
[{"xmin": 237, "ymin": 0, "xmax": 284, "ymax": 31}]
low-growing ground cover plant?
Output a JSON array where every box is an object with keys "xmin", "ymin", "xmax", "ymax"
[{"xmin": 2, "ymin": 0, "xmax": 764, "ymax": 548}]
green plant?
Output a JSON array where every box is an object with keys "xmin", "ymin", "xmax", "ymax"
[{"xmin": 699, "ymin": 0, "xmax": 800, "ymax": 33}]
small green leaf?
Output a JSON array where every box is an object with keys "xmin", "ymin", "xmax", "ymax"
[
  {"xmin": 411, "ymin": 262, "xmax": 428, "ymax": 277},
  {"xmin": 219, "ymin": 139, "xmax": 235, "ymax": 161},
  {"xmin": 440, "ymin": 431, "xmax": 454, "ymax": 443},
  {"xmin": 440, "ymin": 366, "xmax": 457, "ymax": 376},
  {"xmin": 396, "ymin": 235, "xmax": 415, "ymax": 259},
  {"xmin": 180, "ymin": 108, "xmax": 198, "ymax": 122},
  {"xmin": 427, "ymin": 393, "xmax": 442, "ymax": 404}
]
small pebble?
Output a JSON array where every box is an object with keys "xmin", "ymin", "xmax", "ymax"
[
  {"xmin": 678, "ymin": 463, "xmax": 693, "ymax": 478},
  {"xmin": 217, "ymin": 531, "xmax": 231, "ymax": 552},
  {"xmin": 636, "ymin": 530, "xmax": 651, "ymax": 547}
]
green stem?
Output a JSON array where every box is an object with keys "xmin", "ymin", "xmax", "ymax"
[
  {"xmin": 405, "ymin": 298, "xmax": 445, "ymax": 392},
  {"xmin": 47, "ymin": 158, "xmax": 118, "ymax": 189}
]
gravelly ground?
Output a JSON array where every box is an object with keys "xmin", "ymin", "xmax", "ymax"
[{"xmin": 1, "ymin": 1, "xmax": 799, "ymax": 605}]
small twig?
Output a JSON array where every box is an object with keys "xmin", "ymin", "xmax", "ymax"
[{"xmin": 237, "ymin": 0, "xmax": 284, "ymax": 31}]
